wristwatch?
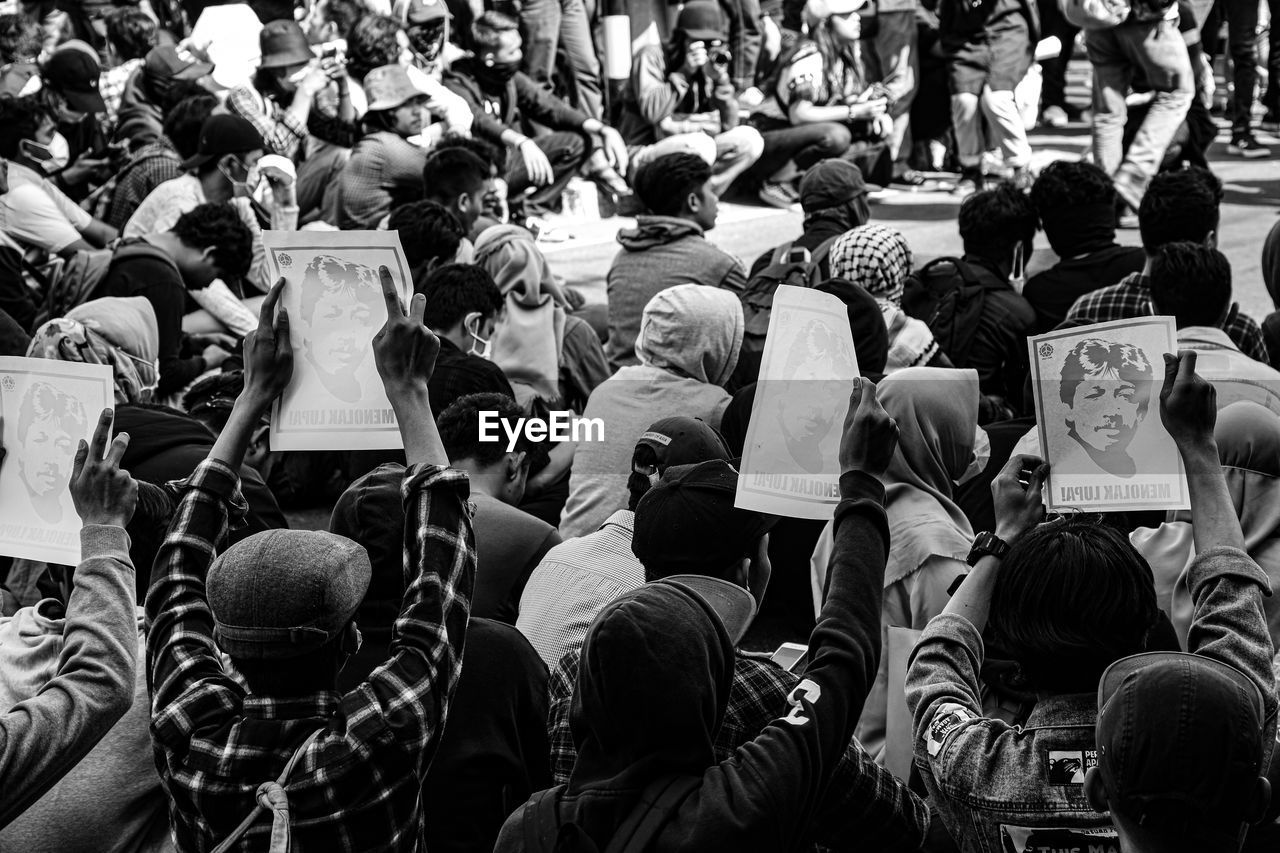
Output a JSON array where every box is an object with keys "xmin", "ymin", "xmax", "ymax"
[{"xmin": 966, "ymin": 531, "xmax": 1009, "ymax": 566}]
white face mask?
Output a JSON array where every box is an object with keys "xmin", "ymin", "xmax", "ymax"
[
  {"xmin": 221, "ymin": 158, "xmax": 261, "ymax": 196},
  {"xmin": 956, "ymin": 425, "xmax": 991, "ymax": 487},
  {"xmin": 1009, "ymin": 241, "xmax": 1027, "ymax": 293},
  {"xmin": 468, "ymin": 316, "xmax": 492, "ymax": 358},
  {"xmin": 21, "ymin": 132, "xmax": 70, "ymax": 174}
]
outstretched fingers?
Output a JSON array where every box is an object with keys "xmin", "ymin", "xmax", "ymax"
[{"xmin": 380, "ymin": 265, "xmax": 404, "ymax": 319}]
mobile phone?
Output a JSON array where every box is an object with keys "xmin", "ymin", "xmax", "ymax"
[{"xmin": 771, "ymin": 642, "xmax": 809, "ymax": 673}]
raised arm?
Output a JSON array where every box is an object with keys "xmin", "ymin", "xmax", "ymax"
[{"xmin": 1, "ymin": 410, "xmax": 138, "ymax": 826}]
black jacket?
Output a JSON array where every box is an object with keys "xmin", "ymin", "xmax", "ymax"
[
  {"xmin": 951, "ymin": 255, "xmax": 1037, "ymax": 413},
  {"xmin": 443, "ymin": 59, "xmax": 589, "ymax": 146}
]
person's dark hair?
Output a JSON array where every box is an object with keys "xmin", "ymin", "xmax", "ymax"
[
  {"xmin": 988, "ymin": 518, "xmax": 1159, "ymax": 693},
  {"xmin": 18, "ymin": 380, "xmax": 87, "ymax": 442},
  {"xmin": 1138, "ymin": 166, "xmax": 1222, "ymax": 252},
  {"xmin": 105, "ymin": 7, "xmax": 158, "ymax": 62},
  {"xmin": 633, "ymin": 152, "xmax": 711, "ymax": 217},
  {"xmin": 162, "ymin": 92, "xmax": 218, "ymax": 161},
  {"xmin": 438, "ymin": 392, "xmax": 537, "ymax": 466},
  {"xmin": 434, "ymin": 131, "xmax": 505, "ymax": 173},
  {"xmin": 472, "ymin": 10, "xmax": 520, "ymax": 55},
  {"xmin": 183, "ymin": 369, "xmax": 245, "ymax": 433},
  {"xmin": 420, "ymin": 263, "xmax": 504, "ymax": 329},
  {"xmin": 423, "ymin": 147, "xmax": 489, "ymax": 203},
  {"xmin": 321, "ymin": 0, "xmax": 366, "ymax": 39},
  {"xmin": 1058, "ymin": 338, "xmax": 1154, "ymax": 416},
  {"xmin": 171, "ymin": 203, "xmax": 254, "ymax": 279},
  {"xmin": 126, "ymin": 480, "xmax": 176, "ymax": 604},
  {"xmin": 388, "ymin": 200, "xmax": 465, "ymax": 275},
  {"xmin": 345, "ymin": 14, "xmax": 403, "ymax": 83},
  {"xmin": 1149, "ymin": 242, "xmax": 1232, "ymax": 328},
  {"xmin": 0, "ymin": 94, "xmax": 53, "ymax": 160},
  {"xmin": 958, "ymin": 183, "xmax": 1037, "ymax": 261},
  {"xmin": 1029, "ymin": 160, "xmax": 1116, "ymax": 216},
  {"xmin": 0, "ymin": 13, "xmax": 41, "ymax": 63}
]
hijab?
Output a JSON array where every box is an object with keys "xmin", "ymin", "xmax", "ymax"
[
  {"xmin": 877, "ymin": 367, "xmax": 978, "ymax": 585},
  {"xmin": 561, "ymin": 582, "xmax": 732, "ymax": 848},
  {"xmin": 827, "ymin": 224, "xmax": 912, "ymax": 306},
  {"xmin": 27, "ymin": 297, "xmax": 159, "ymax": 404},
  {"xmin": 473, "ymin": 225, "xmax": 570, "ymax": 308}
]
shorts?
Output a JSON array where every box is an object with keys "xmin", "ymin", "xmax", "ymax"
[{"xmin": 945, "ymin": 21, "xmax": 1034, "ymax": 94}]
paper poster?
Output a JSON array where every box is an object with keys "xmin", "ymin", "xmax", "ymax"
[
  {"xmin": 0, "ymin": 358, "xmax": 113, "ymax": 566},
  {"xmin": 264, "ymin": 231, "xmax": 414, "ymax": 452},
  {"xmin": 885, "ymin": 626, "xmax": 923, "ymax": 783},
  {"xmin": 735, "ymin": 286, "xmax": 860, "ymax": 520},
  {"xmin": 189, "ymin": 4, "xmax": 264, "ymax": 90},
  {"xmin": 1028, "ymin": 317, "xmax": 1189, "ymax": 513}
]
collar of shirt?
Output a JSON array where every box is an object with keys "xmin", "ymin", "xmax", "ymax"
[
  {"xmin": 242, "ymin": 690, "xmax": 343, "ymax": 720},
  {"xmin": 598, "ymin": 509, "xmax": 634, "ymax": 534},
  {"xmin": 1177, "ymin": 325, "xmax": 1237, "ymax": 351},
  {"xmin": 1021, "ymin": 691, "xmax": 1097, "ymax": 729}
]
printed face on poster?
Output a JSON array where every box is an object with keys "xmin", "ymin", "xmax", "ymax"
[
  {"xmin": 0, "ymin": 358, "xmax": 113, "ymax": 566},
  {"xmin": 264, "ymin": 231, "xmax": 413, "ymax": 452},
  {"xmin": 736, "ymin": 286, "xmax": 860, "ymax": 520},
  {"xmin": 1028, "ymin": 317, "xmax": 1189, "ymax": 513}
]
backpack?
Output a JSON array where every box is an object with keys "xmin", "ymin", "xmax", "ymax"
[
  {"xmin": 28, "ymin": 240, "xmax": 175, "ymax": 328},
  {"xmin": 517, "ymin": 775, "xmax": 701, "ymax": 853},
  {"xmin": 734, "ymin": 238, "xmax": 835, "ymax": 389},
  {"xmin": 902, "ymin": 257, "xmax": 989, "ymax": 368},
  {"xmin": 209, "ymin": 726, "xmax": 327, "ymax": 853}
]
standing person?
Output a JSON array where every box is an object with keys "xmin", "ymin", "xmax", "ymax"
[
  {"xmin": 512, "ymin": 0, "xmax": 605, "ymax": 161},
  {"xmin": 443, "ymin": 11, "xmax": 629, "ymax": 231},
  {"xmin": 617, "ymin": 1, "xmax": 765, "ymax": 198},
  {"xmin": 1214, "ymin": 0, "xmax": 1269, "ymax": 157},
  {"xmin": 1086, "ymin": 0, "xmax": 1192, "ymax": 211},
  {"xmin": 939, "ymin": 0, "xmax": 1038, "ymax": 193},
  {"xmin": 1034, "ymin": 0, "xmax": 1079, "ymax": 126},
  {"xmin": 867, "ymin": 0, "xmax": 921, "ymax": 185},
  {"xmin": 146, "ymin": 275, "xmax": 477, "ymax": 851},
  {"xmin": 749, "ymin": 0, "xmax": 892, "ymax": 204}
]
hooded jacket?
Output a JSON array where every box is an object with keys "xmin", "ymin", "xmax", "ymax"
[
  {"xmin": 605, "ymin": 216, "xmax": 746, "ymax": 372},
  {"xmin": 498, "ymin": 470, "xmax": 892, "ymax": 852},
  {"xmin": 559, "ymin": 285, "xmax": 743, "ymax": 539},
  {"xmin": 113, "ymin": 67, "xmax": 164, "ymax": 151}
]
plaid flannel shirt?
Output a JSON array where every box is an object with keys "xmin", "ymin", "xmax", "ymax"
[
  {"xmin": 145, "ymin": 459, "xmax": 475, "ymax": 853},
  {"xmin": 547, "ymin": 647, "xmax": 930, "ymax": 853},
  {"xmin": 1061, "ymin": 273, "xmax": 1269, "ymax": 362},
  {"xmin": 91, "ymin": 137, "xmax": 183, "ymax": 230},
  {"xmin": 226, "ymin": 86, "xmax": 310, "ymax": 158}
]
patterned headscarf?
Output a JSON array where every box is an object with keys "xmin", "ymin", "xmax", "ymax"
[
  {"xmin": 827, "ymin": 224, "xmax": 913, "ymax": 306},
  {"xmin": 27, "ymin": 297, "xmax": 159, "ymax": 405}
]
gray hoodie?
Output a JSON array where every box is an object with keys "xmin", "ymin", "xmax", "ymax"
[{"xmin": 559, "ymin": 285, "xmax": 743, "ymax": 539}]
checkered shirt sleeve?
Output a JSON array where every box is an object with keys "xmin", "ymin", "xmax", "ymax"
[
  {"xmin": 226, "ymin": 86, "xmax": 309, "ymax": 158},
  {"xmin": 145, "ymin": 459, "xmax": 475, "ymax": 852}
]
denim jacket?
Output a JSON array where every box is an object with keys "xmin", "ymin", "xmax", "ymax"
[{"xmin": 905, "ymin": 546, "xmax": 1278, "ymax": 853}]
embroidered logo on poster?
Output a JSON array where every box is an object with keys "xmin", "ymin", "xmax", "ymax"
[
  {"xmin": 998, "ymin": 824, "xmax": 1118, "ymax": 853},
  {"xmin": 1046, "ymin": 749, "xmax": 1098, "ymax": 784},
  {"xmin": 925, "ymin": 703, "xmax": 974, "ymax": 757}
]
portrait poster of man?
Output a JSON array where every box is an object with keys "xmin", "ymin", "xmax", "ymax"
[
  {"xmin": 0, "ymin": 358, "xmax": 112, "ymax": 566},
  {"xmin": 1028, "ymin": 317, "xmax": 1189, "ymax": 514},
  {"xmin": 736, "ymin": 285, "xmax": 860, "ymax": 520},
  {"xmin": 265, "ymin": 231, "xmax": 414, "ymax": 452}
]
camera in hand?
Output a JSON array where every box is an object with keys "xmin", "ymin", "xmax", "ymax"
[{"xmin": 709, "ymin": 48, "xmax": 731, "ymax": 67}]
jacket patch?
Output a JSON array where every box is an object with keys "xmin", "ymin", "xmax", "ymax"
[
  {"xmin": 998, "ymin": 824, "xmax": 1118, "ymax": 853},
  {"xmin": 926, "ymin": 703, "xmax": 975, "ymax": 757},
  {"xmin": 1046, "ymin": 749, "xmax": 1098, "ymax": 784}
]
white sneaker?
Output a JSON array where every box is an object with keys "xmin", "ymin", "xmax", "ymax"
[{"xmin": 1041, "ymin": 105, "xmax": 1068, "ymax": 128}]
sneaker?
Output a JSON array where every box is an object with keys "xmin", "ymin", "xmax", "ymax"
[
  {"xmin": 1227, "ymin": 134, "xmax": 1270, "ymax": 158},
  {"xmin": 1117, "ymin": 205, "xmax": 1139, "ymax": 230},
  {"xmin": 952, "ymin": 169, "xmax": 982, "ymax": 196},
  {"xmin": 1040, "ymin": 105, "xmax": 1068, "ymax": 128},
  {"xmin": 524, "ymin": 217, "xmax": 571, "ymax": 243},
  {"xmin": 758, "ymin": 181, "xmax": 799, "ymax": 209}
]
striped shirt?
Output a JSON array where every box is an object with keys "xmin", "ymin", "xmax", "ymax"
[{"xmin": 516, "ymin": 510, "xmax": 644, "ymax": 669}]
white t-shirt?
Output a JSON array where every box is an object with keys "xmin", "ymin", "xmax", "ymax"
[{"xmin": 0, "ymin": 160, "xmax": 92, "ymax": 254}]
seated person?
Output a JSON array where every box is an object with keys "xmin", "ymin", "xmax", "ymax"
[
  {"xmin": 113, "ymin": 43, "xmax": 214, "ymax": 151},
  {"xmin": 444, "ymin": 11, "xmax": 628, "ymax": 227},
  {"xmin": 97, "ymin": 202, "xmax": 252, "ymax": 397},
  {"xmin": 40, "ymin": 43, "xmax": 115, "ymax": 200},
  {"xmin": 389, "ymin": 199, "xmax": 470, "ymax": 285},
  {"xmin": 0, "ymin": 94, "xmax": 117, "ymax": 260},
  {"xmin": 617, "ymin": 1, "xmax": 764, "ymax": 198},
  {"xmin": 423, "ymin": 144, "xmax": 490, "ymax": 235},
  {"xmin": 605, "ymin": 152, "xmax": 746, "ymax": 371},
  {"xmin": 748, "ymin": 158, "xmax": 871, "ymax": 279},
  {"xmin": 419, "ymin": 263, "xmax": 516, "ymax": 416},
  {"xmin": 98, "ymin": 6, "xmax": 157, "ymax": 137},
  {"xmin": 1024, "ymin": 160, "xmax": 1146, "ymax": 333}
]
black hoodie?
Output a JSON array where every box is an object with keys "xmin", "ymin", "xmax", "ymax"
[{"xmin": 495, "ymin": 471, "xmax": 890, "ymax": 852}]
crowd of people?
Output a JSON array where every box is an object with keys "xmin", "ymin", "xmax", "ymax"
[{"xmin": 1, "ymin": 0, "xmax": 1280, "ymax": 852}]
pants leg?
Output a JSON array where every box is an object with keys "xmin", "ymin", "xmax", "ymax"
[
  {"xmin": 749, "ymin": 121, "xmax": 853, "ymax": 178},
  {"xmin": 520, "ymin": 0, "xmax": 564, "ymax": 90},
  {"xmin": 1224, "ymin": 0, "xmax": 1260, "ymax": 134},
  {"xmin": 1087, "ymin": 26, "xmax": 1135, "ymax": 177},
  {"xmin": 951, "ymin": 91, "xmax": 984, "ymax": 168},
  {"xmin": 979, "ymin": 86, "xmax": 1033, "ymax": 167},
  {"xmin": 708, "ymin": 125, "xmax": 765, "ymax": 193},
  {"xmin": 632, "ymin": 133, "xmax": 719, "ymax": 173},
  {"xmin": 1267, "ymin": 0, "xmax": 1280, "ymax": 114},
  {"xmin": 1117, "ymin": 19, "xmax": 1194, "ymax": 191},
  {"xmin": 870, "ymin": 10, "xmax": 920, "ymax": 163},
  {"xmin": 558, "ymin": 0, "xmax": 605, "ymax": 119},
  {"xmin": 506, "ymin": 131, "xmax": 591, "ymax": 218},
  {"xmin": 1036, "ymin": 0, "xmax": 1079, "ymax": 109}
]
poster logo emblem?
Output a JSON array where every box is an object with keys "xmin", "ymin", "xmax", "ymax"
[
  {"xmin": 279, "ymin": 253, "xmax": 293, "ymax": 268},
  {"xmin": 1038, "ymin": 343, "xmax": 1054, "ymax": 359},
  {"xmin": 1, "ymin": 375, "xmax": 13, "ymax": 392}
]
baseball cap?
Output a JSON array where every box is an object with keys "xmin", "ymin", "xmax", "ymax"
[
  {"xmin": 805, "ymin": 0, "xmax": 869, "ymax": 18},
  {"xmin": 181, "ymin": 114, "xmax": 265, "ymax": 171},
  {"xmin": 674, "ymin": 1, "xmax": 727, "ymax": 41},
  {"xmin": 1096, "ymin": 651, "xmax": 1266, "ymax": 840},
  {"xmin": 631, "ymin": 459, "xmax": 778, "ymax": 633},
  {"xmin": 658, "ymin": 574, "xmax": 756, "ymax": 645},
  {"xmin": 633, "ymin": 416, "xmax": 732, "ymax": 471},
  {"xmin": 207, "ymin": 529, "xmax": 373, "ymax": 660},
  {"xmin": 42, "ymin": 42, "xmax": 106, "ymax": 114},
  {"xmin": 799, "ymin": 159, "xmax": 868, "ymax": 212},
  {"xmin": 144, "ymin": 44, "xmax": 215, "ymax": 98}
]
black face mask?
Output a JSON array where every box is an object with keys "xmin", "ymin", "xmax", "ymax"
[
  {"xmin": 408, "ymin": 22, "xmax": 445, "ymax": 62},
  {"xmin": 476, "ymin": 58, "xmax": 520, "ymax": 89}
]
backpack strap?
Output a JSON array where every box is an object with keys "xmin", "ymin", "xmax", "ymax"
[
  {"xmin": 769, "ymin": 240, "xmax": 798, "ymax": 266},
  {"xmin": 210, "ymin": 726, "xmax": 326, "ymax": 853},
  {"xmin": 520, "ymin": 784, "xmax": 567, "ymax": 852},
  {"xmin": 805, "ymin": 236, "xmax": 838, "ymax": 285},
  {"xmin": 604, "ymin": 776, "xmax": 701, "ymax": 853}
]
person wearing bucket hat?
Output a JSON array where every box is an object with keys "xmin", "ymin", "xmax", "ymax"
[
  {"xmin": 501, "ymin": 381, "xmax": 933, "ymax": 852},
  {"xmin": 336, "ymin": 63, "xmax": 433, "ymax": 228},
  {"xmin": 147, "ymin": 275, "xmax": 479, "ymax": 850},
  {"xmin": 747, "ymin": 0, "xmax": 894, "ymax": 206},
  {"xmin": 616, "ymin": 2, "xmax": 765, "ymax": 201}
]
